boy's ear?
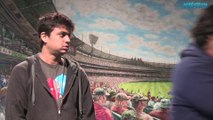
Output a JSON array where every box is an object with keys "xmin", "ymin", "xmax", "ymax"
[{"xmin": 40, "ymin": 32, "xmax": 48, "ymax": 43}]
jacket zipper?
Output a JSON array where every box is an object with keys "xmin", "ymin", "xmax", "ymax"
[
  {"xmin": 57, "ymin": 73, "xmax": 78, "ymax": 116},
  {"xmin": 58, "ymin": 95, "xmax": 63, "ymax": 115}
]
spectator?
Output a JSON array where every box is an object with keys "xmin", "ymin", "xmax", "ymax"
[
  {"xmin": 144, "ymin": 96, "xmax": 155, "ymax": 114},
  {"xmin": 147, "ymin": 89, "xmax": 151, "ymax": 100},
  {"xmin": 0, "ymin": 75, "xmax": 7, "ymax": 88},
  {"xmin": 131, "ymin": 95, "xmax": 153, "ymax": 120},
  {"xmin": 149, "ymin": 98, "xmax": 171, "ymax": 120},
  {"xmin": 153, "ymin": 98, "xmax": 162, "ymax": 111},
  {"xmin": 93, "ymin": 87, "xmax": 113, "ymax": 120},
  {"xmin": 121, "ymin": 110, "xmax": 137, "ymax": 120},
  {"xmin": 0, "ymin": 74, "xmax": 8, "ymax": 119},
  {"xmin": 104, "ymin": 89, "xmax": 117, "ymax": 109},
  {"xmin": 111, "ymin": 92, "xmax": 130, "ymax": 115}
]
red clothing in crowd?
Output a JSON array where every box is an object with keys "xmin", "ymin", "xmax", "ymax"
[
  {"xmin": 94, "ymin": 102, "xmax": 113, "ymax": 120},
  {"xmin": 111, "ymin": 105, "xmax": 127, "ymax": 115}
]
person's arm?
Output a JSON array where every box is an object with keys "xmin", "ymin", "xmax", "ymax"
[
  {"xmin": 5, "ymin": 63, "xmax": 28, "ymax": 120},
  {"xmin": 79, "ymin": 68, "xmax": 95, "ymax": 120}
]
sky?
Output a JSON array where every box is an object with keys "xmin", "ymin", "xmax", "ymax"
[{"xmin": 53, "ymin": 0, "xmax": 212, "ymax": 64}]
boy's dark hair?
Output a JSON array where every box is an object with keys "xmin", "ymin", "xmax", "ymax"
[
  {"xmin": 37, "ymin": 12, "xmax": 75, "ymax": 47},
  {"xmin": 191, "ymin": 5, "xmax": 213, "ymax": 48}
]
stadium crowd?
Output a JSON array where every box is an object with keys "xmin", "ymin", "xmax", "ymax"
[
  {"xmin": 90, "ymin": 81, "xmax": 171, "ymax": 120},
  {"xmin": 0, "ymin": 26, "xmax": 36, "ymax": 56},
  {"xmin": 0, "ymin": 71, "xmax": 9, "ymax": 120}
]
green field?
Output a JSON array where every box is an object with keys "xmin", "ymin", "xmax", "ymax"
[{"xmin": 118, "ymin": 81, "xmax": 172, "ymax": 98}]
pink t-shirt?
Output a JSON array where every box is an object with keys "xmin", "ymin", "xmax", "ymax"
[
  {"xmin": 111, "ymin": 105, "xmax": 127, "ymax": 115},
  {"xmin": 94, "ymin": 102, "xmax": 113, "ymax": 120}
]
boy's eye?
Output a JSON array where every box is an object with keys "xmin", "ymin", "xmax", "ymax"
[{"xmin": 59, "ymin": 32, "xmax": 70, "ymax": 37}]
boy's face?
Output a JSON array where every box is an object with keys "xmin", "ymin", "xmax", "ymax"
[{"xmin": 41, "ymin": 25, "xmax": 71, "ymax": 55}]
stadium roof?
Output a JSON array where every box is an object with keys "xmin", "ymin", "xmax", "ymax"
[
  {"xmin": 0, "ymin": 0, "xmax": 57, "ymax": 51},
  {"xmin": 12, "ymin": 0, "xmax": 57, "ymax": 50},
  {"xmin": 0, "ymin": 0, "xmax": 58, "ymax": 65},
  {"xmin": 12, "ymin": 0, "xmax": 57, "ymax": 29}
]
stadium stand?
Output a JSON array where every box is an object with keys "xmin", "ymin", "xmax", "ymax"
[
  {"xmin": 0, "ymin": 0, "xmax": 174, "ymax": 89},
  {"xmin": 0, "ymin": 0, "xmax": 174, "ymax": 90},
  {"xmin": 0, "ymin": 0, "xmax": 57, "ymax": 64}
]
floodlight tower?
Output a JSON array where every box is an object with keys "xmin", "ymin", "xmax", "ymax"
[{"xmin": 89, "ymin": 34, "xmax": 98, "ymax": 56}]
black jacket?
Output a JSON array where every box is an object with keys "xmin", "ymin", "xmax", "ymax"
[{"xmin": 5, "ymin": 54, "xmax": 95, "ymax": 120}]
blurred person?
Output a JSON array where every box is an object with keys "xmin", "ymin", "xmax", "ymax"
[
  {"xmin": 90, "ymin": 81, "xmax": 96, "ymax": 93},
  {"xmin": 171, "ymin": 5, "xmax": 213, "ymax": 120},
  {"xmin": 5, "ymin": 12, "xmax": 95, "ymax": 120},
  {"xmin": 144, "ymin": 96, "xmax": 155, "ymax": 114},
  {"xmin": 111, "ymin": 92, "xmax": 130, "ymax": 115},
  {"xmin": 0, "ymin": 86, "xmax": 7, "ymax": 120},
  {"xmin": 153, "ymin": 99, "xmax": 162, "ymax": 111},
  {"xmin": 121, "ymin": 110, "xmax": 137, "ymax": 120},
  {"xmin": 147, "ymin": 89, "xmax": 151, "ymax": 100},
  {"xmin": 149, "ymin": 98, "xmax": 171, "ymax": 120},
  {"xmin": 131, "ymin": 95, "xmax": 153, "ymax": 120},
  {"xmin": 93, "ymin": 87, "xmax": 113, "ymax": 120},
  {"xmin": 0, "ymin": 74, "xmax": 8, "ymax": 119},
  {"xmin": 95, "ymin": 82, "xmax": 101, "ymax": 88},
  {"xmin": 104, "ymin": 89, "xmax": 117, "ymax": 109},
  {"xmin": 0, "ymin": 74, "xmax": 7, "ymax": 88}
]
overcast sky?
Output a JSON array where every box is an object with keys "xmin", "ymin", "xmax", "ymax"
[{"xmin": 54, "ymin": 0, "xmax": 212, "ymax": 63}]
